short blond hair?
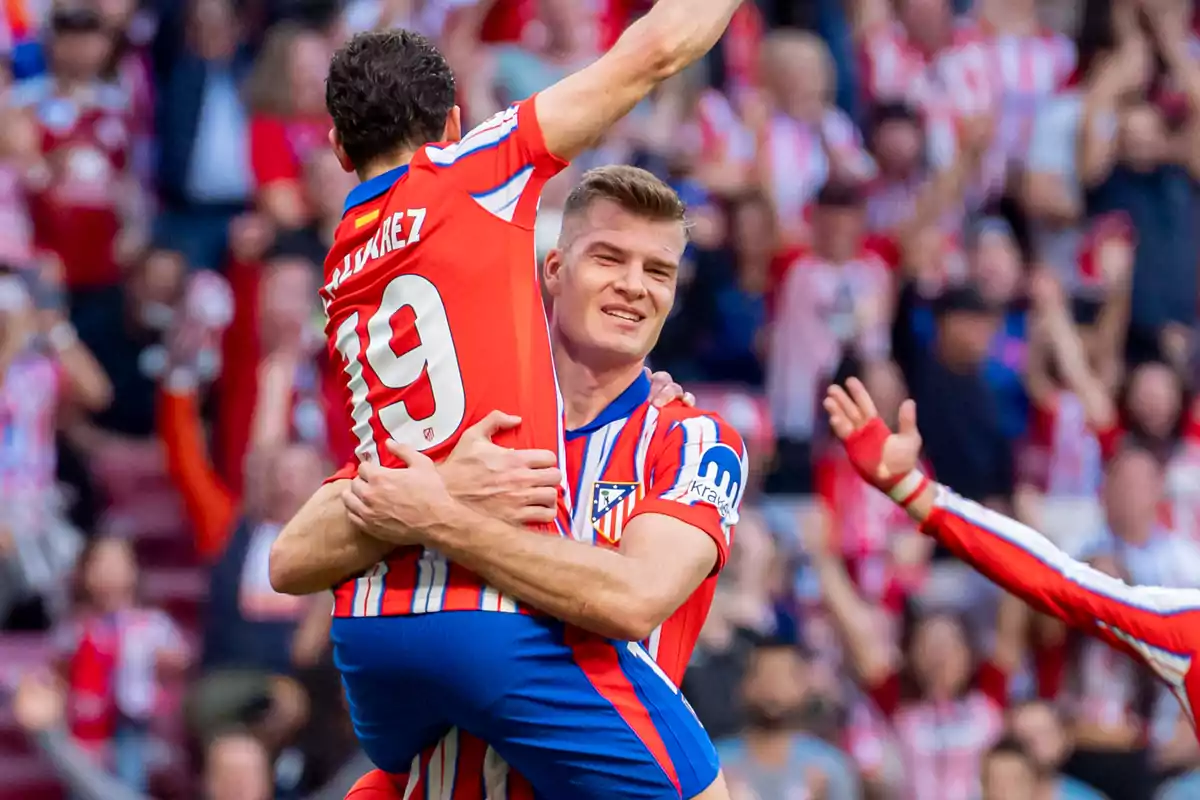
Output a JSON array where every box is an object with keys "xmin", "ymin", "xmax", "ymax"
[{"xmin": 563, "ymin": 165, "xmax": 687, "ymax": 226}]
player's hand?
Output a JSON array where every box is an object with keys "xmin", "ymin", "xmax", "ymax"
[
  {"xmin": 344, "ymin": 449, "xmax": 456, "ymax": 545},
  {"xmin": 441, "ymin": 411, "xmax": 561, "ymax": 525},
  {"xmin": 646, "ymin": 368, "xmax": 695, "ymax": 408},
  {"xmin": 824, "ymin": 378, "xmax": 922, "ymax": 489}
]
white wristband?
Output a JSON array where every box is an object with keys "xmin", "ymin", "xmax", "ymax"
[{"xmin": 886, "ymin": 470, "xmax": 927, "ymax": 505}]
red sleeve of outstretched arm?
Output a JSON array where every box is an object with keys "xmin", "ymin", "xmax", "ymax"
[{"xmin": 922, "ymin": 486, "xmax": 1199, "ymax": 687}]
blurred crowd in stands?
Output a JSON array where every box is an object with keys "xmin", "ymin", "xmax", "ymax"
[{"xmin": 1, "ymin": 0, "xmax": 1200, "ymax": 798}]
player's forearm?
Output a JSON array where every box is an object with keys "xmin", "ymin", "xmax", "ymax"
[
  {"xmin": 422, "ymin": 504, "xmax": 663, "ymax": 641},
  {"xmin": 913, "ymin": 484, "xmax": 1191, "ymax": 650},
  {"xmin": 624, "ymin": 0, "xmax": 743, "ymax": 78},
  {"xmin": 270, "ymin": 481, "xmax": 392, "ymax": 595},
  {"xmin": 537, "ymin": 0, "xmax": 742, "ymax": 161}
]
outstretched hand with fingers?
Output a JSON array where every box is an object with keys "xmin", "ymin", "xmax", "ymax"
[{"xmin": 823, "ymin": 377, "xmax": 922, "ymax": 491}]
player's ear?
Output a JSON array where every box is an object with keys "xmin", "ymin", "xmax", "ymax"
[
  {"xmin": 542, "ymin": 249, "xmax": 565, "ymax": 297},
  {"xmin": 328, "ymin": 128, "xmax": 355, "ymax": 173},
  {"xmin": 443, "ymin": 106, "xmax": 463, "ymax": 143}
]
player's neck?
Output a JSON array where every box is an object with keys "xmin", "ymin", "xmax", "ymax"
[
  {"xmin": 358, "ymin": 150, "xmax": 419, "ymax": 182},
  {"xmin": 554, "ymin": 341, "xmax": 646, "ymax": 431}
]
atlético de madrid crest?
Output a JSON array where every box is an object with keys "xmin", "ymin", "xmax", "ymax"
[{"xmin": 591, "ymin": 482, "xmax": 643, "ymax": 544}]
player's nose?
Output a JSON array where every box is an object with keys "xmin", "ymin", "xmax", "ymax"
[{"xmin": 611, "ymin": 263, "xmax": 649, "ymax": 298}]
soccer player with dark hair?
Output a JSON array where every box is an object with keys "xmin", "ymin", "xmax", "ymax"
[{"xmin": 279, "ymin": 4, "xmax": 746, "ymax": 796}]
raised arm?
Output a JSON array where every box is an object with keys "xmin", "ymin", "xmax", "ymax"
[
  {"xmin": 911, "ymin": 485, "xmax": 1198, "ymax": 675},
  {"xmin": 826, "ymin": 378, "xmax": 1200, "ymax": 690},
  {"xmin": 535, "ymin": 0, "xmax": 744, "ymax": 162}
]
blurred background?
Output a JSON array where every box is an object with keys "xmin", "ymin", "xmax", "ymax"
[{"xmin": 0, "ymin": 0, "xmax": 1199, "ymax": 797}]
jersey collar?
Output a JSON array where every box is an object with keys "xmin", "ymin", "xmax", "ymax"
[
  {"xmin": 343, "ymin": 164, "xmax": 409, "ymax": 214},
  {"xmin": 567, "ymin": 371, "xmax": 651, "ymax": 440}
]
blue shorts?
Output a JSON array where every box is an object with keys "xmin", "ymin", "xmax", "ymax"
[{"xmin": 331, "ymin": 612, "xmax": 720, "ymax": 799}]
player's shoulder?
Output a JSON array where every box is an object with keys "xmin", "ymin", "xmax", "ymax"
[
  {"xmin": 653, "ymin": 401, "xmax": 747, "ymax": 457},
  {"xmin": 415, "ymin": 101, "xmax": 532, "ymax": 169}
]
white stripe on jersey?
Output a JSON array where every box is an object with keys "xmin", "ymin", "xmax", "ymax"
[
  {"xmin": 483, "ymin": 745, "xmax": 510, "ymax": 800},
  {"xmin": 351, "ymin": 562, "xmax": 389, "ymax": 617},
  {"xmin": 480, "ymin": 584, "xmax": 519, "ymax": 613},
  {"xmin": 571, "ymin": 418, "xmax": 627, "ymax": 543},
  {"xmin": 335, "ymin": 312, "xmax": 381, "ymax": 464},
  {"xmin": 423, "ymin": 727, "xmax": 459, "ymax": 800},
  {"xmin": 412, "ymin": 548, "xmax": 450, "ymax": 613},
  {"xmin": 626, "ymin": 640, "xmax": 680, "ymax": 691},
  {"xmin": 426, "ymin": 106, "xmax": 520, "ymax": 166},
  {"xmin": 662, "ymin": 416, "xmax": 720, "ymax": 503},
  {"xmin": 471, "ymin": 166, "xmax": 533, "ymax": 222},
  {"xmin": 645, "ymin": 624, "xmax": 662, "ymax": 662},
  {"xmin": 634, "ymin": 406, "xmax": 660, "ymax": 486}
]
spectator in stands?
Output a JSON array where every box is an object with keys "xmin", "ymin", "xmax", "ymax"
[
  {"xmin": 155, "ymin": 0, "xmax": 254, "ymax": 271},
  {"xmin": 1084, "ymin": 0, "xmax": 1200, "ymax": 364},
  {"xmin": 1098, "ymin": 447, "xmax": 1200, "ymax": 595},
  {"xmin": 1019, "ymin": 269, "xmax": 1118, "ymax": 510},
  {"xmin": 766, "ymin": 181, "xmax": 893, "ymax": 492},
  {"xmin": 64, "ymin": 249, "xmax": 184, "ymax": 542},
  {"xmin": 755, "ymin": 31, "xmax": 874, "ymax": 243},
  {"xmin": 1117, "ymin": 361, "xmax": 1185, "ymax": 460},
  {"xmin": 51, "ymin": 537, "xmax": 189, "ymax": 791},
  {"xmin": 980, "ymin": 738, "xmax": 1039, "ymax": 800},
  {"xmin": 16, "ymin": 5, "xmax": 148, "ymax": 324},
  {"xmin": 0, "ymin": 264, "xmax": 111, "ymax": 630},
  {"xmin": 215, "ymin": 240, "xmax": 343, "ymax": 490},
  {"xmin": 1007, "ymin": 699, "xmax": 1106, "ymax": 800},
  {"xmin": 680, "ymin": 193, "xmax": 772, "ymax": 385},
  {"xmin": 900, "ymin": 283, "xmax": 1015, "ymax": 509},
  {"xmin": 810, "ymin": 492, "xmax": 1021, "ymax": 800},
  {"xmin": 159, "ymin": 307, "xmax": 326, "ymax": 752},
  {"xmin": 719, "ymin": 635, "xmax": 858, "ymax": 799},
  {"xmin": 1023, "ymin": 0, "xmax": 1146, "ymax": 286},
  {"xmin": 245, "ymin": 22, "xmax": 330, "ymax": 230},
  {"xmin": 815, "ymin": 356, "xmax": 931, "ymax": 613},
  {"xmin": 13, "ymin": 671, "xmax": 370, "ymax": 799},
  {"xmin": 0, "ymin": 105, "xmax": 40, "ymax": 270}
]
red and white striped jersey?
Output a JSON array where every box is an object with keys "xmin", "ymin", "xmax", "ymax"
[
  {"xmin": 761, "ymin": 108, "xmax": 875, "ymax": 229},
  {"xmin": 562, "ymin": 377, "xmax": 744, "ymax": 667},
  {"xmin": 323, "ymin": 97, "xmax": 571, "ymax": 619},
  {"xmin": 766, "ymin": 248, "xmax": 894, "ymax": 441},
  {"xmin": 689, "ymin": 89, "xmax": 755, "ymax": 168},
  {"xmin": 1018, "ymin": 392, "xmax": 1104, "ymax": 498},
  {"xmin": 927, "ymin": 23, "xmax": 1075, "ymax": 200},
  {"xmin": 399, "ymin": 374, "xmax": 748, "ymax": 799},
  {"xmin": 860, "ymin": 19, "xmax": 982, "ymax": 108},
  {"xmin": 870, "ymin": 664, "xmax": 1007, "ymax": 800}
]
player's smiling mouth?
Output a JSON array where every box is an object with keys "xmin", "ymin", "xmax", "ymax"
[{"xmin": 602, "ymin": 305, "xmax": 645, "ymax": 323}]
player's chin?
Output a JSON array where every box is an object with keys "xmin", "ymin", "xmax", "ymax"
[{"xmin": 592, "ymin": 332, "xmax": 650, "ymax": 362}]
